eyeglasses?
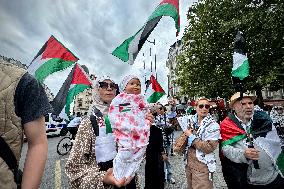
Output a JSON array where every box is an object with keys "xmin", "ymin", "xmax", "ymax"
[
  {"xmin": 276, "ymin": 107, "xmax": 283, "ymax": 110},
  {"xmin": 198, "ymin": 104, "xmax": 210, "ymax": 109},
  {"xmin": 99, "ymin": 82, "xmax": 116, "ymax": 90}
]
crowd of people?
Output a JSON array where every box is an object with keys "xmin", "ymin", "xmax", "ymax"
[{"xmin": 1, "ymin": 58, "xmax": 284, "ymax": 189}]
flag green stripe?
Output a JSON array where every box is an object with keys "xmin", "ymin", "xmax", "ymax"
[
  {"xmin": 112, "ymin": 28, "xmax": 143, "ymax": 62},
  {"xmin": 147, "ymin": 91, "xmax": 164, "ymax": 103},
  {"xmin": 65, "ymin": 84, "xmax": 90, "ymax": 117},
  {"xmin": 121, "ymin": 108, "xmax": 131, "ymax": 112},
  {"xmin": 35, "ymin": 58, "xmax": 75, "ymax": 83},
  {"xmin": 221, "ymin": 134, "xmax": 247, "ymax": 147},
  {"xmin": 104, "ymin": 115, "xmax": 113, "ymax": 134},
  {"xmin": 148, "ymin": 3, "xmax": 179, "ymax": 32},
  {"xmin": 231, "ymin": 59, "xmax": 249, "ymax": 80},
  {"xmin": 277, "ymin": 152, "xmax": 284, "ymax": 175},
  {"xmin": 112, "ymin": 35, "xmax": 136, "ymax": 62}
]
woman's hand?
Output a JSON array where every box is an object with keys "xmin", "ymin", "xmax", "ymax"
[
  {"xmin": 103, "ymin": 168, "xmax": 127, "ymax": 187},
  {"xmin": 184, "ymin": 129, "xmax": 193, "ymax": 137}
]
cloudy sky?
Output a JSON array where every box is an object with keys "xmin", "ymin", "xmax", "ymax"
[{"xmin": 0, "ymin": 0, "xmax": 194, "ymax": 99}]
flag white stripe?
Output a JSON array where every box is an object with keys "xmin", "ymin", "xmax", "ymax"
[
  {"xmin": 28, "ymin": 55, "xmax": 51, "ymax": 75},
  {"xmin": 145, "ymin": 83, "xmax": 154, "ymax": 99},
  {"xmin": 232, "ymin": 52, "xmax": 247, "ymax": 71},
  {"xmin": 127, "ymin": 29, "xmax": 144, "ymax": 65}
]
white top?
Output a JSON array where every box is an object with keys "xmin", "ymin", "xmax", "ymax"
[{"xmin": 67, "ymin": 117, "xmax": 82, "ymax": 128}]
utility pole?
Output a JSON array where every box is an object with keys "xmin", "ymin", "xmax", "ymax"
[
  {"xmin": 146, "ymin": 39, "xmax": 157, "ymax": 79},
  {"xmin": 143, "ymin": 53, "xmax": 146, "ymax": 84}
]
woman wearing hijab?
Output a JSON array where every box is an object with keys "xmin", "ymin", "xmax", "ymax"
[{"xmin": 65, "ymin": 76, "xmax": 134, "ymax": 189}]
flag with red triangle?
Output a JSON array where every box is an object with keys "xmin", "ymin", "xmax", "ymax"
[
  {"xmin": 145, "ymin": 75, "xmax": 165, "ymax": 103},
  {"xmin": 28, "ymin": 35, "xmax": 79, "ymax": 83},
  {"xmin": 51, "ymin": 63, "xmax": 92, "ymax": 118}
]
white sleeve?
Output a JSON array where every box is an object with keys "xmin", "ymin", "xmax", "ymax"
[{"xmin": 222, "ymin": 145, "xmax": 248, "ymax": 164}]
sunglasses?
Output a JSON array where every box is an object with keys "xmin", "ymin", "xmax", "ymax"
[
  {"xmin": 198, "ymin": 104, "xmax": 210, "ymax": 109},
  {"xmin": 99, "ymin": 82, "xmax": 116, "ymax": 90},
  {"xmin": 276, "ymin": 107, "xmax": 283, "ymax": 110}
]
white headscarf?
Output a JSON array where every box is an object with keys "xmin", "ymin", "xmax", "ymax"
[
  {"xmin": 89, "ymin": 76, "xmax": 115, "ymax": 116},
  {"xmin": 119, "ymin": 75, "xmax": 140, "ymax": 92}
]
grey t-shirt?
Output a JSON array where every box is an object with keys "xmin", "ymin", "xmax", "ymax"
[{"xmin": 14, "ymin": 73, "xmax": 52, "ymax": 125}]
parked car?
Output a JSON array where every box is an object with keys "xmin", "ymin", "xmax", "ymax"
[{"xmin": 45, "ymin": 113, "xmax": 67, "ymax": 136}]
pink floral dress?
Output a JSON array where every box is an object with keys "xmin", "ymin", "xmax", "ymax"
[{"xmin": 108, "ymin": 93, "xmax": 150, "ymax": 180}]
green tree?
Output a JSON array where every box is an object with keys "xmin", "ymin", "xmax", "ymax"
[{"xmin": 176, "ymin": 0, "xmax": 284, "ymax": 99}]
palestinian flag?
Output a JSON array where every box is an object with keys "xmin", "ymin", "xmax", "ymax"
[
  {"xmin": 232, "ymin": 31, "xmax": 249, "ymax": 80},
  {"xmin": 221, "ymin": 112, "xmax": 284, "ymax": 175},
  {"xmin": 118, "ymin": 103, "xmax": 132, "ymax": 112},
  {"xmin": 28, "ymin": 35, "xmax": 79, "ymax": 83},
  {"xmin": 220, "ymin": 115, "xmax": 247, "ymax": 147},
  {"xmin": 145, "ymin": 75, "xmax": 165, "ymax": 103},
  {"xmin": 112, "ymin": 0, "xmax": 180, "ymax": 65},
  {"xmin": 51, "ymin": 64, "xmax": 92, "ymax": 118}
]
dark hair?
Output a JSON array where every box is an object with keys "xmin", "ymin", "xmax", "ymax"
[
  {"xmin": 159, "ymin": 105, "xmax": 166, "ymax": 112},
  {"xmin": 152, "ymin": 112, "xmax": 158, "ymax": 117},
  {"xmin": 115, "ymin": 84, "xmax": 120, "ymax": 96}
]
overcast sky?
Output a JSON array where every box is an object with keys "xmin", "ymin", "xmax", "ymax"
[{"xmin": 0, "ymin": 0, "xmax": 194, "ymax": 99}]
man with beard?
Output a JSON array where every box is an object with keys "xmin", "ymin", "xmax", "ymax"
[{"xmin": 220, "ymin": 92, "xmax": 284, "ymax": 189}]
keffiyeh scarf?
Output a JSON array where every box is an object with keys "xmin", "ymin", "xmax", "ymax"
[{"xmin": 190, "ymin": 114, "xmax": 220, "ymax": 176}]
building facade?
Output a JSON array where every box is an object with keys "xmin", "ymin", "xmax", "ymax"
[
  {"xmin": 166, "ymin": 40, "xmax": 183, "ymax": 99},
  {"xmin": 72, "ymin": 73, "xmax": 96, "ymax": 116},
  {"xmin": 73, "ymin": 88, "xmax": 93, "ymax": 116},
  {"xmin": 43, "ymin": 84, "xmax": 54, "ymax": 102}
]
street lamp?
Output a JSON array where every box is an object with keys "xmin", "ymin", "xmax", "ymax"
[{"xmin": 146, "ymin": 39, "xmax": 157, "ymax": 79}]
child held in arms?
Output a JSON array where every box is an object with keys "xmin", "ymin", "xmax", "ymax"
[{"xmin": 108, "ymin": 75, "xmax": 150, "ymax": 180}]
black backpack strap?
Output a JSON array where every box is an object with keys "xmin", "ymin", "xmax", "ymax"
[
  {"xmin": 90, "ymin": 114, "xmax": 99, "ymax": 136},
  {"xmin": 90, "ymin": 107, "xmax": 104, "ymax": 136},
  {"xmin": 0, "ymin": 135, "xmax": 19, "ymax": 182},
  {"xmin": 93, "ymin": 107, "xmax": 103, "ymax": 117}
]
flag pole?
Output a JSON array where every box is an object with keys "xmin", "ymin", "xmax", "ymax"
[
  {"xmin": 150, "ymin": 47, "xmax": 152, "ymax": 72},
  {"xmin": 143, "ymin": 53, "xmax": 146, "ymax": 84},
  {"xmin": 153, "ymin": 39, "xmax": 157, "ymax": 79},
  {"xmin": 232, "ymin": 30, "xmax": 258, "ymax": 169}
]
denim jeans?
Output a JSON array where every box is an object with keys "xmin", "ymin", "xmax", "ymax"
[{"xmin": 164, "ymin": 159, "xmax": 172, "ymax": 181}]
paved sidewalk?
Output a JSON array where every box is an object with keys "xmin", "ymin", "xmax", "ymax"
[{"xmin": 138, "ymin": 131, "xmax": 228, "ymax": 189}]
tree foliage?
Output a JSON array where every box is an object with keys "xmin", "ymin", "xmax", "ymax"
[{"xmin": 176, "ymin": 0, "xmax": 284, "ymax": 99}]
